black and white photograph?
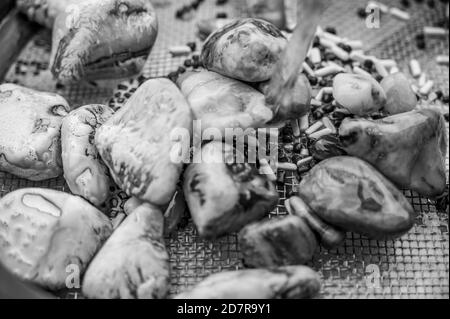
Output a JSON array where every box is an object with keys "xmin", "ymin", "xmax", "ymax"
[{"xmin": 0, "ymin": 0, "xmax": 448, "ymax": 305}]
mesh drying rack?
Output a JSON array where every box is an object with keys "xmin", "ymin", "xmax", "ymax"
[{"xmin": 1, "ymin": 0, "xmax": 449, "ymax": 299}]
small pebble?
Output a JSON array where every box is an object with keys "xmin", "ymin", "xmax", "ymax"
[
  {"xmin": 419, "ymin": 80, "xmax": 434, "ymax": 95},
  {"xmin": 357, "ymin": 8, "xmax": 367, "ymax": 18},
  {"xmin": 187, "ymin": 42, "xmax": 197, "ymax": 52},
  {"xmin": 277, "ymin": 170, "xmax": 286, "ymax": 185},
  {"xmin": 436, "ymin": 55, "xmax": 449, "ymax": 65},
  {"xmin": 296, "ymin": 156, "xmax": 314, "ymax": 168},
  {"xmin": 363, "ymin": 59, "xmax": 374, "ymax": 71},
  {"xmin": 337, "ymin": 43, "xmax": 352, "ymax": 53},
  {"xmin": 409, "ymin": 59, "xmax": 422, "ymax": 78},
  {"xmin": 319, "ymin": 79, "xmax": 328, "ymax": 87},
  {"xmin": 312, "ymin": 36, "xmax": 321, "ymax": 48},
  {"xmin": 193, "ymin": 61, "xmax": 201, "ymax": 69},
  {"xmin": 309, "ymin": 128, "xmax": 333, "ymax": 140},
  {"xmin": 308, "ymin": 75, "xmax": 318, "ymax": 86},
  {"xmin": 416, "ymin": 39, "xmax": 426, "ymax": 50},
  {"xmin": 401, "ymin": 0, "xmax": 410, "ymax": 7},
  {"xmin": 322, "ymin": 93, "xmax": 333, "ymax": 104},
  {"xmin": 305, "ymin": 121, "xmax": 324, "ymax": 135},
  {"xmin": 324, "ymin": 52, "xmax": 337, "ymax": 61},
  {"xmin": 277, "ymin": 162, "xmax": 298, "ymax": 171},
  {"xmin": 325, "ymin": 26, "xmax": 337, "ymax": 35}
]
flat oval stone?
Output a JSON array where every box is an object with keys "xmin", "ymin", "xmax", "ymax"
[
  {"xmin": 0, "ymin": 188, "xmax": 112, "ymax": 290},
  {"xmin": 61, "ymin": 104, "xmax": 114, "ymax": 206},
  {"xmin": 201, "ymin": 18, "xmax": 287, "ymax": 82},
  {"xmin": 380, "ymin": 72, "xmax": 417, "ymax": 115},
  {"xmin": 82, "ymin": 203, "xmax": 170, "ymax": 299},
  {"xmin": 333, "ymin": 73, "xmax": 387, "ymax": 116},
  {"xmin": 297, "ymin": 156, "xmax": 416, "ymax": 239},
  {"xmin": 0, "ymin": 84, "xmax": 70, "ymax": 181},
  {"xmin": 239, "ymin": 215, "xmax": 317, "ymax": 268},
  {"xmin": 96, "ymin": 78, "xmax": 193, "ymax": 206}
]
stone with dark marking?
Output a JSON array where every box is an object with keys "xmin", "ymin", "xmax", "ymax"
[
  {"xmin": 17, "ymin": 1, "xmax": 158, "ymax": 82},
  {"xmin": 82, "ymin": 203, "xmax": 170, "ymax": 299},
  {"xmin": 201, "ymin": 18, "xmax": 287, "ymax": 82},
  {"xmin": 239, "ymin": 215, "xmax": 317, "ymax": 268},
  {"xmin": 61, "ymin": 104, "xmax": 115, "ymax": 207},
  {"xmin": 297, "ymin": 156, "xmax": 416, "ymax": 239},
  {"xmin": 0, "ymin": 188, "xmax": 112, "ymax": 291},
  {"xmin": 339, "ymin": 109, "xmax": 447, "ymax": 197},
  {"xmin": 174, "ymin": 265, "xmax": 321, "ymax": 299},
  {"xmin": 0, "ymin": 84, "xmax": 70, "ymax": 181},
  {"xmin": 183, "ymin": 142, "xmax": 279, "ymax": 239},
  {"xmin": 96, "ymin": 78, "xmax": 192, "ymax": 206}
]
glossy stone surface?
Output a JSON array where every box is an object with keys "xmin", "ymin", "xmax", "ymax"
[
  {"xmin": 298, "ymin": 156, "xmax": 416, "ymax": 239},
  {"xmin": 0, "ymin": 188, "xmax": 112, "ymax": 290},
  {"xmin": 0, "ymin": 84, "xmax": 70, "ymax": 181}
]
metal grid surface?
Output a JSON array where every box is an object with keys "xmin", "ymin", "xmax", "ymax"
[{"xmin": 1, "ymin": 0, "xmax": 449, "ymax": 299}]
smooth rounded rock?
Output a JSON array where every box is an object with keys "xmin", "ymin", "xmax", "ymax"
[
  {"xmin": 332, "ymin": 73, "xmax": 387, "ymax": 116},
  {"xmin": 380, "ymin": 72, "xmax": 417, "ymax": 115},
  {"xmin": 0, "ymin": 188, "xmax": 112, "ymax": 290}
]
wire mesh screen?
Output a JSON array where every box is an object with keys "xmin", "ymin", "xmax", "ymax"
[{"xmin": 1, "ymin": 0, "xmax": 449, "ymax": 299}]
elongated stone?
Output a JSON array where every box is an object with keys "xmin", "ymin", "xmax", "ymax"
[
  {"xmin": 96, "ymin": 78, "xmax": 192, "ymax": 206},
  {"xmin": 61, "ymin": 104, "xmax": 114, "ymax": 206},
  {"xmin": 0, "ymin": 84, "xmax": 70, "ymax": 181},
  {"xmin": 239, "ymin": 215, "xmax": 317, "ymax": 267},
  {"xmin": 380, "ymin": 72, "xmax": 417, "ymax": 115},
  {"xmin": 82, "ymin": 203, "xmax": 170, "ymax": 299},
  {"xmin": 184, "ymin": 141, "xmax": 279, "ymax": 239}
]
